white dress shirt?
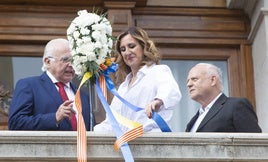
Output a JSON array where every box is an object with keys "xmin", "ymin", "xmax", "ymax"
[
  {"xmin": 94, "ymin": 64, "xmax": 182, "ymax": 132},
  {"xmin": 46, "ymin": 71, "xmax": 78, "ymax": 119},
  {"xmin": 190, "ymin": 93, "xmax": 222, "ymax": 132}
]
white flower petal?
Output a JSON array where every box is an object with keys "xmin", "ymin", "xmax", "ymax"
[{"xmin": 67, "ymin": 10, "xmax": 115, "ymax": 76}]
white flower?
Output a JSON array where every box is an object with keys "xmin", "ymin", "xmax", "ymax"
[
  {"xmin": 67, "ymin": 9, "xmax": 114, "ymax": 77},
  {"xmin": 73, "ymin": 31, "xmax": 80, "ymax": 40}
]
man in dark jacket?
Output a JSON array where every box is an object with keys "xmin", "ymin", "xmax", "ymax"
[{"xmin": 185, "ymin": 63, "xmax": 261, "ymax": 132}]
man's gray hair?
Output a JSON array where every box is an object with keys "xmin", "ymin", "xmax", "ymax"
[
  {"xmin": 196, "ymin": 63, "xmax": 224, "ymax": 91},
  {"xmin": 41, "ymin": 38, "xmax": 69, "ymax": 71}
]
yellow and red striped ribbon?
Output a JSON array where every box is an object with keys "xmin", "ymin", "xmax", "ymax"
[
  {"xmin": 75, "ymin": 70, "xmax": 143, "ymax": 161},
  {"xmin": 74, "ymin": 72, "xmax": 92, "ymax": 162},
  {"xmin": 99, "ymin": 75, "xmax": 107, "ymax": 99},
  {"xmin": 112, "ymin": 110, "xmax": 143, "ymax": 151},
  {"xmin": 98, "ymin": 74, "xmax": 143, "ymax": 151}
]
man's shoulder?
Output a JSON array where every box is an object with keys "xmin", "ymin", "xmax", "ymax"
[
  {"xmin": 223, "ymin": 96, "xmax": 252, "ymax": 108},
  {"xmin": 217, "ymin": 93, "xmax": 247, "ymax": 102},
  {"xmin": 16, "ymin": 73, "xmax": 46, "ymax": 85},
  {"xmin": 226, "ymin": 96, "xmax": 249, "ymax": 102}
]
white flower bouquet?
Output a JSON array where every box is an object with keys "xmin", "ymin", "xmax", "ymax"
[{"xmin": 67, "ymin": 9, "xmax": 114, "ymax": 80}]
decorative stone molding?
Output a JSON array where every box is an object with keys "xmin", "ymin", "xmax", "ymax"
[
  {"xmin": 0, "ymin": 131, "xmax": 267, "ymax": 161},
  {"xmin": 226, "ymin": 0, "xmax": 258, "ymax": 17},
  {"xmin": 248, "ymin": 8, "xmax": 268, "ymax": 43}
]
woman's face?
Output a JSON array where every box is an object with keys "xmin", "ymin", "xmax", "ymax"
[{"xmin": 119, "ymin": 34, "xmax": 144, "ymax": 70}]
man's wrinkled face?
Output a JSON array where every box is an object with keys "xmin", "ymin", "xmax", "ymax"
[
  {"xmin": 46, "ymin": 45, "xmax": 75, "ymax": 83},
  {"xmin": 186, "ymin": 65, "xmax": 213, "ymax": 102}
]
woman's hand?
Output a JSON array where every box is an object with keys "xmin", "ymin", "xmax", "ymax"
[{"xmin": 145, "ymin": 99, "xmax": 163, "ymax": 118}]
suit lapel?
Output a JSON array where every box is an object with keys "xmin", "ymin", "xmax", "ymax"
[
  {"xmin": 39, "ymin": 72, "xmax": 62, "ymax": 106},
  {"xmin": 197, "ymin": 94, "xmax": 227, "ymax": 131},
  {"xmin": 70, "ymin": 83, "xmax": 78, "ymax": 94},
  {"xmin": 186, "ymin": 111, "xmax": 199, "ymax": 132}
]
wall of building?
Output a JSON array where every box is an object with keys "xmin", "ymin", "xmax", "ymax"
[{"xmin": 251, "ymin": 0, "xmax": 268, "ymax": 132}]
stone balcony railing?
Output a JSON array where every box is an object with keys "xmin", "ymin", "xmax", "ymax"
[{"xmin": 0, "ymin": 131, "xmax": 267, "ymax": 162}]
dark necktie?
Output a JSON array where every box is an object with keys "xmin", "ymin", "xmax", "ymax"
[{"xmin": 56, "ymin": 82, "xmax": 77, "ymax": 131}]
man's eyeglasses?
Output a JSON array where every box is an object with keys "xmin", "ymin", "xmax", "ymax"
[{"xmin": 48, "ymin": 56, "xmax": 71, "ymax": 63}]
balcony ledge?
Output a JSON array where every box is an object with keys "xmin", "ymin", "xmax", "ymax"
[{"xmin": 0, "ymin": 131, "xmax": 267, "ymax": 162}]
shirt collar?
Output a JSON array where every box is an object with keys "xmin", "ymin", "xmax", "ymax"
[
  {"xmin": 140, "ymin": 64, "xmax": 155, "ymax": 74},
  {"xmin": 199, "ymin": 92, "xmax": 222, "ymax": 114},
  {"xmin": 46, "ymin": 71, "xmax": 71, "ymax": 88},
  {"xmin": 125, "ymin": 64, "xmax": 156, "ymax": 81}
]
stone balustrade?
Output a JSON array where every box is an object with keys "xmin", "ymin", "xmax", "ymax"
[{"xmin": 0, "ymin": 131, "xmax": 267, "ymax": 162}]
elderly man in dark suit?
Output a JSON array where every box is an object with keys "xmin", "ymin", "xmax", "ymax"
[
  {"xmin": 8, "ymin": 38, "xmax": 95, "ymax": 131},
  {"xmin": 185, "ymin": 63, "xmax": 261, "ymax": 132}
]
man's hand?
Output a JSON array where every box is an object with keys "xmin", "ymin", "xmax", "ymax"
[{"xmin": 56, "ymin": 100, "xmax": 75, "ymax": 124}]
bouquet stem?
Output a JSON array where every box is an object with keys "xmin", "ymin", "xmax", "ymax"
[{"xmin": 88, "ymin": 81, "xmax": 95, "ymax": 131}]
